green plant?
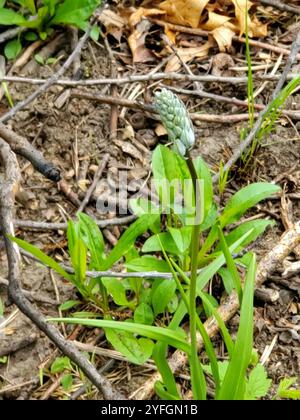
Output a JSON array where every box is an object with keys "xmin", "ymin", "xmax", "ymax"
[
  {"xmin": 12, "ymin": 90, "xmax": 284, "ymax": 399},
  {"xmin": 0, "ymin": 0, "xmax": 102, "ymax": 59}
]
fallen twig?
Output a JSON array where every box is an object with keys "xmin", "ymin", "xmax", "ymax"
[
  {"xmin": 131, "ymin": 220, "xmax": 300, "ymax": 399},
  {"xmin": 258, "ymin": 0, "xmax": 300, "ymax": 14},
  {"xmin": 14, "ymin": 214, "xmax": 137, "ymax": 231},
  {"xmin": 71, "ymin": 91, "xmax": 262, "ymax": 123},
  {"xmin": 78, "ymin": 153, "xmax": 110, "ymax": 213},
  {"xmin": 0, "ymin": 123, "xmax": 61, "ymax": 181},
  {"xmin": 0, "ymin": 72, "xmax": 298, "ymax": 87},
  {"xmin": 0, "ymin": 138, "xmax": 124, "ymax": 400}
]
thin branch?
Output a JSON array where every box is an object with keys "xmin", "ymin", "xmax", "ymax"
[
  {"xmin": 71, "ymin": 90, "xmax": 262, "ymax": 123},
  {"xmin": 258, "ymin": 0, "xmax": 300, "ymax": 14},
  {"xmin": 78, "ymin": 153, "xmax": 110, "ymax": 213},
  {"xmin": 0, "ymin": 123, "xmax": 60, "ymax": 181},
  {"xmin": 0, "ymin": 72, "xmax": 298, "ymax": 87},
  {"xmin": 14, "ymin": 215, "xmax": 137, "ymax": 231},
  {"xmin": 0, "ymin": 138, "xmax": 124, "ymax": 400}
]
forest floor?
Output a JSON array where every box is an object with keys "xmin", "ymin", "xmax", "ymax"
[{"xmin": 0, "ymin": 0, "xmax": 299, "ymax": 400}]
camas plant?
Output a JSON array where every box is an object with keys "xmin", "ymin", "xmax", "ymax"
[{"xmin": 12, "ymin": 89, "xmax": 282, "ymax": 399}]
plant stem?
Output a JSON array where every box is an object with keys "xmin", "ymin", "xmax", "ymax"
[{"xmin": 186, "ymin": 152, "xmax": 205, "ymax": 399}]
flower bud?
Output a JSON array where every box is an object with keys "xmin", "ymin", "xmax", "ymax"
[{"xmin": 154, "ymin": 88, "xmax": 195, "ymax": 156}]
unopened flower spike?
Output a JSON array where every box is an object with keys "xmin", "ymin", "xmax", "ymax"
[{"xmin": 154, "ymin": 88, "xmax": 195, "ymax": 157}]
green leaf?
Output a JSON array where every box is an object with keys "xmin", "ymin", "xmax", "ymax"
[
  {"xmin": 51, "ymin": 0, "xmax": 101, "ymax": 29},
  {"xmin": 61, "ymin": 374, "xmax": 73, "ymax": 391},
  {"xmin": 244, "ymin": 364, "xmax": 272, "ymax": 400},
  {"xmin": 0, "ymin": 297, "xmax": 3, "ymax": 318},
  {"xmin": 217, "ymin": 253, "xmax": 256, "ymax": 400},
  {"xmin": 193, "ymin": 156, "xmax": 213, "ymax": 221},
  {"xmin": 201, "ymin": 291, "xmax": 218, "ymax": 318},
  {"xmin": 102, "ymin": 277, "xmax": 130, "ymax": 307},
  {"xmin": 9, "ymin": 236, "xmax": 73, "ymax": 282},
  {"xmin": 219, "ymin": 183, "xmax": 281, "ymax": 227},
  {"xmin": 134, "ymin": 303, "xmax": 154, "ymax": 325},
  {"xmin": 71, "ymin": 239, "xmax": 87, "ymax": 284},
  {"xmin": 152, "ymin": 278, "xmax": 176, "ymax": 316},
  {"xmin": 59, "ymin": 300, "xmax": 81, "ymax": 312},
  {"xmin": 126, "ymin": 255, "xmax": 170, "ymax": 273},
  {"xmin": 51, "ymin": 356, "xmax": 72, "ymax": 374},
  {"xmin": 0, "ymin": 8, "xmax": 26, "ymax": 25},
  {"xmin": 153, "ymin": 343, "xmax": 181, "ymax": 399},
  {"xmin": 142, "ymin": 232, "xmax": 179, "ymax": 255},
  {"xmin": 25, "ymin": 31, "xmax": 38, "ymax": 41},
  {"xmin": 152, "ymin": 145, "xmax": 180, "ymax": 207},
  {"xmin": 90, "ymin": 24, "xmax": 100, "ymax": 41},
  {"xmin": 154, "ymin": 381, "xmax": 181, "ymax": 400},
  {"xmin": 34, "ymin": 53, "xmax": 44, "ymax": 65},
  {"xmin": 50, "ymin": 318, "xmax": 190, "ymax": 354},
  {"xmin": 277, "ymin": 377, "xmax": 300, "ymax": 400},
  {"xmin": 129, "ymin": 198, "xmax": 160, "ymax": 218},
  {"xmin": 105, "ymin": 329, "xmax": 154, "ymax": 365},
  {"xmin": 77, "ymin": 213, "xmax": 105, "ymax": 269},
  {"xmin": 218, "ymin": 267, "xmax": 235, "ymax": 295},
  {"xmin": 202, "ymin": 361, "xmax": 229, "ymax": 383},
  {"xmin": 168, "ymin": 226, "xmax": 192, "ymax": 254},
  {"xmin": 216, "ymin": 219, "xmax": 274, "ymax": 253},
  {"xmin": 103, "ymin": 214, "xmax": 159, "ymax": 270},
  {"xmin": 4, "ymin": 38, "xmax": 22, "ymax": 60}
]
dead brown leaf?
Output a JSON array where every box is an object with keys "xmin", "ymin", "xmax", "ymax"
[
  {"xmin": 165, "ymin": 40, "xmax": 213, "ymax": 72},
  {"xmin": 159, "ymin": 0, "xmax": 209, "ymax": 28}
]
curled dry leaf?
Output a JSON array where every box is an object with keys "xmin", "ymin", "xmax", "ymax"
[
  {"xmin": 127, "ymin": 7, "xmax": 165, "ymax": 63},
  {"xmin": 159, "ymin": 0, "xmax": 209, "ymax": 28},
  {"xmin": 165, "ymin": 40, "xmax": 214, "ymax": 72},
  {"xmin": 211, "ymin": 52, "xmax": 235, "ymax": 77}
]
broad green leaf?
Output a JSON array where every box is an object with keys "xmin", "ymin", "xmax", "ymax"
[
  {"xmin": 51, "ymin": 0, "xmax": 101, "ymax": 29},
  {"xmin": 102, "ymin": 277, "xmax": 130, "ymax": 307},
  {"xmin": 103, "ymin": 214, "xmax": 159, "ymax": 270},
  {"xmin": 71, "ymin": 239, "xmax": 86, "ymax": 284},
  {"xmin": 134, "ymin": 303, "xmax": 154, "ymax": 325},
  {"xmin": 215, "ymin": 219, "xmax": 274, "ymax": 253},
  {"xmin": 126, "ymin": 255, "xmax": 170, "ymax": 273},
  {"xmin": 244, "ymin": 364, "xmax": 272, "ymax": 400},
  {"xmin": 219, "ymin": 183, "xmax": 281, "ymax": 227},
  {"xmin": 168, "ymin": 226, "xmax": 192, "ymax": 254},
  {"xmin": 152, "ymin": 278, "xmax": 176, "ymax": 316},
  {"xmin": 4, "ymin": 38, "xmax": 22, "ymax": 60},
  {"xmin": 152, "ymin": 145, "xmax": 180, "ymax": 207},
  {"xmin": 142, "ymin": 232, "xmax": 179, "ymax": 255},
  {"xmin": 0, "ymin": 8, "xmax": 26, "ymax": 25},
  {"xmin": 129, "ymin": 198, "xmax": 160, "ymax": 218},
  {"xmin": 9, "ymin": 236, "xmax": 73, "ymax": 282},
  {"xmin": 202, "ymin": 361, "xmax": 229, "ymax": 383},
  {"xmin": 217, "ymin": 253, "xmax": 256, "ymax": 400},
  {"xmin": 105, "ymin": 329, "xmax": 154, "ymax": 365},
  {"xmin": 49, "ymin": 318, "xmax": 191, "ymax": 354},
  {"xmin": 77, "ymin": 213, "xmax": 105, "ymax": 268}
]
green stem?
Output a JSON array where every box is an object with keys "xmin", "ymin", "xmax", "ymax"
[{"xmin": 186, "ymin": 152, "xmax": 205, "ymax": 399}]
